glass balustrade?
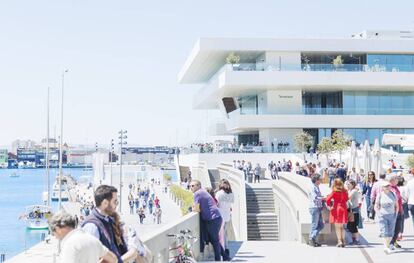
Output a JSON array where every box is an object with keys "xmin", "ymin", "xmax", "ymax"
[
  {"xmin": 230, "ymin": 107, "xmax": 414, "ymax": 115},
  {"xmin": 228, "ymin": 63, "xmax": 414, "ymax": 72}
]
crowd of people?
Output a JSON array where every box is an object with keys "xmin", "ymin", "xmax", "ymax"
[
  {"xmin": 309, "ymin": 166, "xmax": 414, "ymax": 255},
  {"xmin": 49, "ymin": 185, "xmax": 152, "ymax": 263},
  {"xmin": 127, "ymin": 183, "xmax": 163, "ymax": 225}
]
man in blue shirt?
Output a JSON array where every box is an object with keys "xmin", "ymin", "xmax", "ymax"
[{"xmin": 308, "ymin": 174, "xmax": 325, "ymax": 247}]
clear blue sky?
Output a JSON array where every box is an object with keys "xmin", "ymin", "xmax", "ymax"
[{"xmin": 0, "ymin": 0, "xmax": 413, "ymax": 148}]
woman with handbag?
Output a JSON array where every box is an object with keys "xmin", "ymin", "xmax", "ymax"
[
  {"xmin": 347, "ymin": 180, "xmax": 361, "ymax": 245},
  {"xmin": 326, "ymin": 178, "xmax": 349, "ymax": 247}
]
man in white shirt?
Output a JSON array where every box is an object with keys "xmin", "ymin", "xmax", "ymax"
[
  {"xmin": 49, "ymin": 211, "xmax": 117, "ymax": 263},
  {"xmin": 406, "ymin": 173, "xmax": 414, "ymax": 227}
]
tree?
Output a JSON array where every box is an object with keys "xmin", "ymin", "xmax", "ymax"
[
  {"xmin": 294, "ymin": 131, "xmax": 313, "ymax": 161},
  {"xmin": 226, "ymin": 52, "xmax": 240, "ymax": 64},
  {"xmin": 317, "ymin": 137, "xmax": 334, "ymax": 165},
  {"xmin": 331, "ymin": 130, "xmax": 352, "ymax": 162},
  {"xmin": 406, "ymin": 154, "xmax": 414, "ymax": 169}
]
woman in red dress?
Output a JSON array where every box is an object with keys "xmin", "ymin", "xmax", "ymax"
[{"xmin": 326, "ymin": 178, "xmax": 349, "ymax": 247}]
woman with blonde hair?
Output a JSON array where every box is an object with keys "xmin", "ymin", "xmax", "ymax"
[{"xmin": 326, "ymin": 178, "xmax": 349, "ymax": 247}]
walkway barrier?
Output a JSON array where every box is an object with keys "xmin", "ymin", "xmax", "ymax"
[
  {"xmin": 141, "ymin": 212, "xmax": 200, "ymax": 263},
  {"xmin": 217, "ymin": 163, "xmax": 248, "ymax": 241},
  {"xmin": 191, "ymin": 161, "xmax": 212, "ymax": 189},
  {"xmin": 273, "ymin": 172, "xmax": 336, "ymax": 244}
]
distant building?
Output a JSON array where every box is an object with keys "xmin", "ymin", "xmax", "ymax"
[
  {"xmin": 11, "ymin": 139, "xmax": 37, "ymax": 154},
  {"xmin": 0, "ymin": 149, "xmax": 8, "ymax": 168},
  {"xmin": 67, "ymin": 147, "xmax": 95, "ymax": 166},
  {"xmin": 122, "ymin": 146, "xmax": 174, "ymax": 164}
]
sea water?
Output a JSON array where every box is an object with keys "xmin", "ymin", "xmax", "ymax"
[{"xmin": 0, "ymin": 168, "xmax": 92, "ymax": 259}]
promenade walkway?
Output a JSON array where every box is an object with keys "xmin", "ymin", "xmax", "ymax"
[{"xmin": 6, "ymin": 181, "xmax": 182, "ymax": 262}]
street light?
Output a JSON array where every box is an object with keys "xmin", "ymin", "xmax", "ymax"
[
  {"xmin": 110, "ymin": 139, "xmax": 114, "ymax": 186},
  {"xmin": 58, "ymin": 69, "xmax": 69, "ymax": 211},
  {"xmin": 118, "ymin": 130, "xmax": 127, "ymax": 214}
]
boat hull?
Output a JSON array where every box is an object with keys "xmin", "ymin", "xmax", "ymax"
[{"xmin": 26, "ymin": 219, "xmax": 49, "ymax": 230}]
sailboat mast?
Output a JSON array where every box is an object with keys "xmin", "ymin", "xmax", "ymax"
[{"xmin": 46, "ymin": 87, "xmax": 50, "ymax": 207}]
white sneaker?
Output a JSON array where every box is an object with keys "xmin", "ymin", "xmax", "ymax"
[{"xmin": 384, "ymin": 248, "xmax": 392, "ymax": 254}]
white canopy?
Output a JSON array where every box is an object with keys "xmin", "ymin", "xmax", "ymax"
[
  {"xmin": 371, "ymin": 139, "xmax": 383, "ymax": 176},
  {"xmin": 348, "ymin": 141, "xmax": 359, "ymax": 171},
  {"xmin": 362, "ymin": 140, "xmax": 371, "ymax": 175}
]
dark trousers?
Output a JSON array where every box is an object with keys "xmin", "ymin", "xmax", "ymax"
[
  {"xmin": 391, "ymin": 213, "xmax": 404, "ymax": 245},
  {"xmin": 205, "ymin": 217, "xmax": 228, "ymax": 261},
  {"xmin": 254, "ymin": 174, "xmax": 260, "ymax": 183}
]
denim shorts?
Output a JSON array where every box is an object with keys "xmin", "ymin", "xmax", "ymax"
[{"xmin": 378, "ymin": 213, "xmax": 397, "ymax": 238}]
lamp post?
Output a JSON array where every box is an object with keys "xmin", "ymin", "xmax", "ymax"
[
  {"xmin": 58, "ymin": 69, "xmax": 69, "ymax": 211},
  {"xmin": 118, "ymin": 130, "xmax": 127, "ymax": 214},
  {"xmin": 110, "ymin": 139, "xmax": 114, "ymax": 186}
]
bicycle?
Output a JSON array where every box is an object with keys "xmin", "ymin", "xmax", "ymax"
[{"xmin": 167, "ymin": 229, "xmax": 198, "ymax": 263}]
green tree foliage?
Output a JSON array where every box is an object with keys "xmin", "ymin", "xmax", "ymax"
[
  {"xmin": 293, "ymin": 131, "xmax": 313, "ymax": 153},
  {"xmin": 226, "ymin": 52, "xmax": 240, "ymax": 64},
  {"xmin": 317, "ymin": 137, "xmax": 334, "ymax": 155},
  {"xmin": 163, "ymin": 173, "xmax": 172, "ymax": 182},
  {"xmin": 406, "ymin": 154, "xmax": 414, "ymax": 169},
  {"xmin": 331, "ymin": 130, "xmax": 352, "ymax": 153}
]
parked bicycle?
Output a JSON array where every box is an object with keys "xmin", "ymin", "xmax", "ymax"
[{"xmin": 167, "ymin": 229, "xmax": 198, "ymax": 263}]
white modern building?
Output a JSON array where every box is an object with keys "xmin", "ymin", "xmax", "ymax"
[{"xmin": 179, "ymin": 30, "xmax": 414, "ymax": 152}]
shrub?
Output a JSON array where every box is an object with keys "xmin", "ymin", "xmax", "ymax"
[
  {"xmin": 406, "ymin": 154, "xmax": 414, "ymax": 169},
  {"xmin": 170, "ymin": 184, "xmax": 194, "ymax": 215},
  {"xmin": 163, "ymin": 173, "xmax": 172, "ymax": 182}
]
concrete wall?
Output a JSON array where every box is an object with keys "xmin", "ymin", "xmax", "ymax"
[
  {"xmin": 178, "ymin": 153, "xmax": 303, "ymax": 170},
  {"xmin": 266, "ymin": 89, "xmax": 302, "ymax": 114},
  {"xmin": 273, "ymin": 172, "xmax": 336, "ymax": 244},
  {"xmin": 141, "ymin": 212, "xmax": 200, "ymax": 263}
]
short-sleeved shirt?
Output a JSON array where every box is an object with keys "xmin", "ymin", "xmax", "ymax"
[
  {"xmin": 194, "ymin": 189, "xmax": 221, "ymax": 221},
  {"xmin": 376, "ymin": 191, "xmax": 397, "ymax": 215},
  {"xmin": 61, "ymin": 229, "xmax": 109, "ymax": 263}
]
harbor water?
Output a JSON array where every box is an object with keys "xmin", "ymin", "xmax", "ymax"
[{"xmin": 0, "ymin": 168, "xmax": 92, "ymax": 259}]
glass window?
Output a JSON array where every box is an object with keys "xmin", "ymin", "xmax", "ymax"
[{"xmin": 238, "ymin": 95, "xmax": 258, "ymax": 115}]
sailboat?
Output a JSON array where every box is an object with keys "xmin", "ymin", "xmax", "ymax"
[{"xmin": 25, "ymin": 88, "xmax": 52, "ymax": 229}]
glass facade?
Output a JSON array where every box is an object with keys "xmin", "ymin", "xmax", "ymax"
[
  {"xmin": 367, "ymin": 54, "xmax": 414, "ymax": 72},
  {"xmin": 238, "ymin": 95, "xmax": 258, "ymax": 115},
  {"xmin": 302, "ymin": 91, "xmax": 414, "ymax": 115},
  {"xmin": 343, "ymin": 91, "xmax": 414, "ymax": 115},
  {"xmin": 302, "ymin": 92, "xmax": 342, "ymax": 114}
]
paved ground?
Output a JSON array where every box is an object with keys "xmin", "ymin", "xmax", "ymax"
[
  {"xmin": 119, "ymin": 183, "xmax": 182, "ymax": 238},
  {"xmin": 217, "ymin": 220, "xmax": 414, "ymax": 263}
]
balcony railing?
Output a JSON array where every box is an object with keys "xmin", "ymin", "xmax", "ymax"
[
  {"xmin": 231, "ymin": 107, "xmax": 414, "ymax": 116},
  {"xmin": 229, "ymin": 63, "xmax": 414, "ymax": 72}
]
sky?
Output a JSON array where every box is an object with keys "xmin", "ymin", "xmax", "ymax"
[{"xmin": 0, "ymin": 0, "xmax": 413, "ymax": 148}]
